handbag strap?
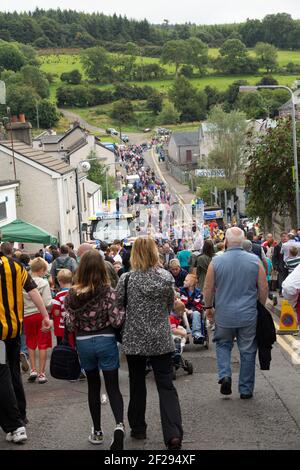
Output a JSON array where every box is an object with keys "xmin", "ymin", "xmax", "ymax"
[
  {"xmin": 62, "ymin": 320, "xmax": 70, "ymax": 346},
  {"xmin": 124, "ymin": 273, "xmax": 131, "ymax": 309}
]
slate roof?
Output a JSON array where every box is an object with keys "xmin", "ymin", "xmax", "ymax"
[
  {"xmin": 39, "ymin": 134, "xmax": 64, "ymax": 144},
  {"xmin": 85, "ymin": 179, "xmax": 100, "ymax": 195},
  {"xmin": 171, "ymin": 131, "xmax": 199, "ymax": 147},
  {"xmin": 0, "ymin": 140, "xmax": 73, "ymax": 175}
]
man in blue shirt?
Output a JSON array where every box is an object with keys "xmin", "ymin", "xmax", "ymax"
[{"xmin": 203, "ymin": 227, "xmax": 268, "ymax": 399}]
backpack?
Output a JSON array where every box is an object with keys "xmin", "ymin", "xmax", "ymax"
[{"xmin": 54, "ymin": 256, "xmax": 74, "ymax": 289}]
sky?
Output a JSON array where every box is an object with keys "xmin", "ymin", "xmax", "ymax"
[{"xmin": 1, "ymin": 0, "xmax": 299, "ymax": 24}]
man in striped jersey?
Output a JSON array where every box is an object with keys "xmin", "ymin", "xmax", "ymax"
[{"xmin": 0, "ymin": 247, "xmax": 51, "ymax": 443}]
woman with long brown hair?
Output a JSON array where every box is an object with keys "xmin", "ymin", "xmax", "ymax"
[
  {"xmin": 65, "ymin": 250, "xmax": 125, "ymax": 450},
  {"xmin": 116, "ymin": 237, "xmax": 183, "ymax": 450}
]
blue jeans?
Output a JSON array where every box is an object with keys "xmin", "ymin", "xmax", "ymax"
[
  {"xmin": 191, "ymin": 311, "xmax": 204, "ymax": 338},
  {"xmin": 20, "ymin": 331, "xmax": 28, "ymax": 358},
  {"xmin": 76, "ymin": 335, "xmax": 119, "ymax": 372},
  {"xmin": 213, "ymin": 322, "xmax": 257, "ymax": 395}
]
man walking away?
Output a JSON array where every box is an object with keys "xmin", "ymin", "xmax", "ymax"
[
  {"xmin": 50, "ymin": 245, "xmax": 78, "ymax": 291},
  {"xmin": 0, "ymin": 247, "xmax": 51, "ymax": 443},
  {"xmin": 204, "ymin": 227, "xmax": 268, "ymax": 399}
]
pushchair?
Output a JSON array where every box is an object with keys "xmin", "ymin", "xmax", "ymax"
[
  {"xmin": 186, "ymin": 308, "xmax": 209, "ymax": 350},
  {"xmin": 172, "ymin": 336, "xmax": 193, "ymax": 380}
]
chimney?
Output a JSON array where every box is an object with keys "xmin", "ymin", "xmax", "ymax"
[{"xmin": 5, "ymin": 116, "xmax": 32, "ymax": 146}]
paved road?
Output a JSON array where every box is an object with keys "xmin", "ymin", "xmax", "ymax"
[
  {"xmin": 2, "ymin": 335, "xmax": 300, "ymax": 450},
  {"xmin": 3, "ymin": 120, "xmax": 298, "ymax": 450},
  {"xmin": 59, "ymin": 109, "xmax": 150, "ymax": 145}
]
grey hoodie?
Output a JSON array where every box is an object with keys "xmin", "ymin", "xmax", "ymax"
[{"xmin": 116, "ymin": 267, "xmax": 175, "ymax": 355}]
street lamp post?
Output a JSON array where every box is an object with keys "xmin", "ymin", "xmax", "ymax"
[{"xmin": 239, "ymin": 85, "xmax": 300, "ymax": 228}]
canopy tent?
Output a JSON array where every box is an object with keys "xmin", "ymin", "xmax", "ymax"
[{"xmin": 0, "ymin": 219, "xmax": 57, "ymax": 245}]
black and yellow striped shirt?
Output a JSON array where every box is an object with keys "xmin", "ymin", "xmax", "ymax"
[{"xmin": 0, "ymin": 255, "xmax": 37, "ymax": 340}]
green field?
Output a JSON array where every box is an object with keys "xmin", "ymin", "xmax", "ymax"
[
  {"xmin": 41, "ymin": 48, "xmax": 300, "ymax": 103},
  {"xmin": 40, "ymin": 49, "xmax": 300, "ymax": 131}
]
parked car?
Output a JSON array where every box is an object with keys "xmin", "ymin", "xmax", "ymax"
[
  {"xmin": 106, "ymin": 128, "xmax": 118, "ymax": 135},
  {"xmin": 120, "ymin": 133, "xmax": 129, "ymax": 142},
  {"xmin": 143, "ymin": 128, "xmax": 151, "ymax": 133}
]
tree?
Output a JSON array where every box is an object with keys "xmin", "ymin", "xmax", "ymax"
[
  {"xmin": 215, "ymin": 39, "xmax": 258, "ymax": 74},
  {"xmin": 33, "ymin": 36, "xmax": 52, "ymax": 48},
  {"xmin": 60, "ymin": 69, "xmax": 82, "ymax": 84},
  {"xmin": 223, "ymin": 79, "xmax": 249, "ymax": 111},
  {"xmin": 256, "ymin": 76, "xmax": 278, "ymax": 86},
  {"xmin": 206, "ymin": 106, "xmax": 247, "ymax": 183},
  {"xmin": 204, "ymin": 86, "xmax": 222, "ymax": 111},
  {"xmin": 255, "ymin": 42, "xmax": 278, "ymax": 73},
  {"xmin": 196, "ymin": 177, "xmax": 235, "ymax": 206},
  {"xmin": 262, "ymin": 13, "xmax": 294, "ymax": 48},
  {"xmin": 245, "ymin": 117, "xmax": 297, "ymax": 226},
  {"xmin": 18, "ymin": 43, "xmax": 40, "ymax": 66},
  {"xmin": 87, "ymin": 151, "xmax": 115, "ymax": 200},
  {"xmin": 186, "ymin": 37, "xmax": 208, "ymax": 75},
  {"xmin": 169, "ymin": 76, "xmax": 207, "ymax": 122},
  {"xmin": 38, "ymin": 100, "xmax": 60, "ymax": 128},
  {"xmin": 238, "ymin": 92, "xmax": 266, "ymax": 119},
  {"xmin": 287, "ymin": 22, "xmax": 300, "ymax": 50},
  {"xmin": 157, "ymin": 102, "xmax": 180, "ymax": 125},
  {"xmin": 239, "ymin": 19, "xmax": 264, "ymax": 47},
  {"xmin": 180, "ymin": 65, "xmax": 194, "ymax": 78},
  {"xmin": 161, "ymin": 39, "xmax": 189, "ymax": 75},
  {"xmin": 133, "ymin": 63, "xmax": 166, "ymax": 81},
  {"xmin": 238, "ymin": 89, "xmax": 289, "ymax": 119},
  {"xmin": 146, "ymin": 91, "xmax": 163, "ymax": 115},
  {"xmin": 125, "ymin": 42, "xmax": 139, "ymax": 81},
  {"xmin": 6, "ymin": 85, "xmax": 40, "ymax": 122},
  {"xmin": 21, "ymin": 65, "xmax": 50, "ymax": 98},
  {"xmin": 111, "ymin": 99, "xmax": 134, "ymax": 123},
  {"xmin": 37, "ymin": 17, "xmax": 63, "ymax": 46},
  {"xmin": 0, "ymin": 41, "xmax": 26, "ymax": 71},
  {"xmin": 80, "ymin": 46, "xmax": 112, "ymax": 83}
]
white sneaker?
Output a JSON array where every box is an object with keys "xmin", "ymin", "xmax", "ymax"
[
  {"xmin": 28, "ymin": 369, "xmax": 38, "ymax": 382},
  {"xmin": 101, "ymin": 393, "xmax": 108, "ymax": 404},
  {"xmin": 110, "ymin": 423, "xmax": 125, "ymax": 451},
  {"xmin": 88, "ymin": 427, "xmax": 103, "ymax": 445},
  {"xmin": 38, "ymin": 373, "xmax": 48, "ymax": 384},
  {"xmin": 6, "ymin": 427, "xmax": 27, "ymax": 444}
]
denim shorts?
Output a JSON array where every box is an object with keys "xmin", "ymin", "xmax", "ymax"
[{"xmin": 76, "ymin": 335, "xmax": 119, "ymax": 372}]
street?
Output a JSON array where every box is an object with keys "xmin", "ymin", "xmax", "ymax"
[{"xmin": 1, "ymin": 325, "xmax": 300, "ymax": 451}]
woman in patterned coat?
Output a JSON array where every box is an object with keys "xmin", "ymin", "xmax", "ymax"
[{"xmin": 116, "ymin": 236, "xmax": 183, "ymax": 450}]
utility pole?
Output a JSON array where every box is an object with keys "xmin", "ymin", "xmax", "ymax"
[
  {"xmin": 7, "ymin": 107, "xmax": 17, "ymax": 180},
  {"xmin": 105, "ymin": 167, "xmax": 109, "ymax": 202},
  {"xmin": 75, "ymin": 167, "xmax": 83, "ymax": 244},
  {"xmin": 36, "ymin": 102, "xmax": 40, "ymax": 129}
]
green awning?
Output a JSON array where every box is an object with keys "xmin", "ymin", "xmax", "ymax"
[{"xmin": 0, "ymin": 219, "xmax": 57, "ymax": 245}]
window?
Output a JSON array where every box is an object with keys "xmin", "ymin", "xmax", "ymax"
[{"xmin": 0, "ymin": 201, "xmax": 7, "ymax": 221}]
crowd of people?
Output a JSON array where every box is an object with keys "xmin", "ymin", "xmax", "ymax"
[
  {"xmin": 1, "ymin": 138, "xmax": 300, "ymax": 451},
  {"xmin": 1, "ymin": 218, "xmax": 300, "ymax": 450}
]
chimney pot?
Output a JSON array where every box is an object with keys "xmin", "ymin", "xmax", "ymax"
[{"xmin": 19, "ymin": 113, "xmax": 25, "ymax": 123}]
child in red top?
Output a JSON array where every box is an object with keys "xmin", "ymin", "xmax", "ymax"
[
  {"xmin": 169, "ymin": 300, "xmax": 188, "ymax": 362},
  {"xmin": 51, "ymin": 269, "xmax": 74, "ymax": 347}
]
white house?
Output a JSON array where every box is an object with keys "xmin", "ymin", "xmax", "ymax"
[
  {"xmin": 34, "ymin": 125, "xmax": 117, "ymax": 177},
  {"xmin": 0, "ymin": 180, "xmax": 19, "ymax": 228},
  {"xmin": 0, "ymin": 136, "xmax": 100, "ymax": 246}
]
